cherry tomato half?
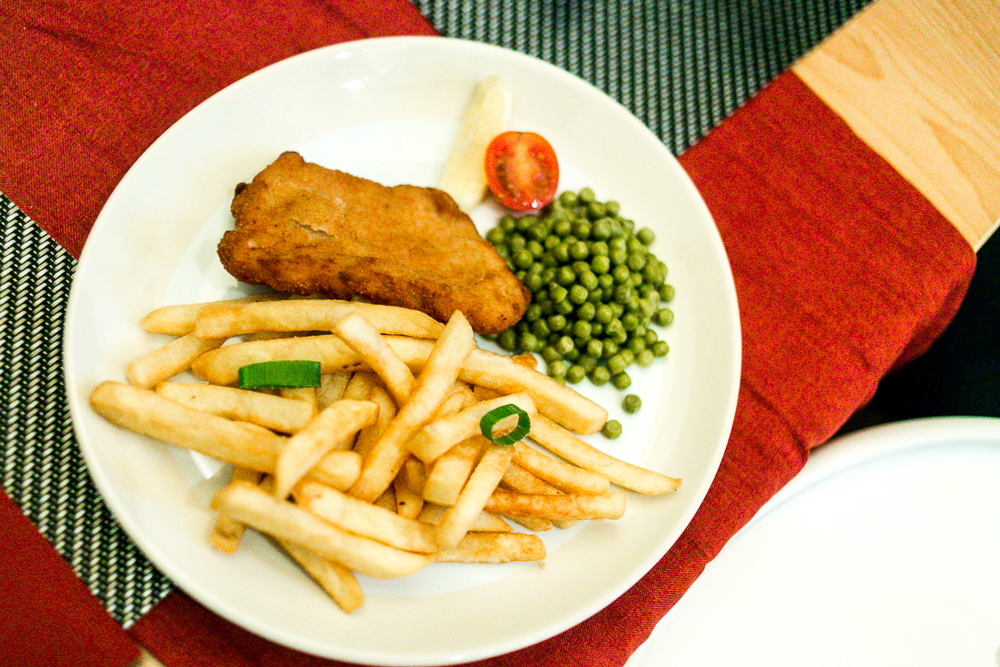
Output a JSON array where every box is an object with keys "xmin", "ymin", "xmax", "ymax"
[{"xmin": 484, "ymin": 131, "xmax": 559, "ymax": 211}]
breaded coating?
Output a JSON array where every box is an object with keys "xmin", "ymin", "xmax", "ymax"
[{"xmin": 217, "ymin": 152, "xmax": 529, "ymax": 334}]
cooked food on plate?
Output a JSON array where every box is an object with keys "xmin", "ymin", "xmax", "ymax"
[{"xmin": 217, "ymin": 151, "xmax": 529, "ymax": 335}]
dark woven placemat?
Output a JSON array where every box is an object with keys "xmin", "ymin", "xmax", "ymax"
[{"xmin": 0, "ymin": 0, "xmax": 870, "ymax": 626}]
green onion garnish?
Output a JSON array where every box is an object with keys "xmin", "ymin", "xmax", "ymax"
[
  {"xmin": 237, "ymin": 360, "xmax": 322, "ymax": 390},
  {"xmin": 479, "ymin": 404, "xmax": 531, "ymax": 447}
]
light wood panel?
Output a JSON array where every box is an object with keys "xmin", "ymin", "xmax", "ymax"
[{"xmin": 793, "ymin": 0, "xmax": 1000, "ymax": 250}]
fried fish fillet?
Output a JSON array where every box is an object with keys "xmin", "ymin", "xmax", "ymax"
[{"xmin": 217, "ymin": 152, "xmax": 529, "ymax": 334}]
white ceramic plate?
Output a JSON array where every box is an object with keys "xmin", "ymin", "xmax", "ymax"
[
  {"xmin": 626, "ymin": 416, "xmax": 1000, "ymax": 667},
  {"xmin": 65, "ymin": 37, "xmax": 740, "ymax": 665}
]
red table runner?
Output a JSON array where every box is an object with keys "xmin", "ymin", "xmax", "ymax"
[{"xmin": 0, "ymin": 2, "xmax": 976, "ymax": 667}]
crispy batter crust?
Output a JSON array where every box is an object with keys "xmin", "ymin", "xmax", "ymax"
[{"xmin": 218, "ymin": 152, "xmax": 529, "ymax": 334}]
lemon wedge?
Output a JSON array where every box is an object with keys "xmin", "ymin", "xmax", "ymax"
[{"xmin": 439, "ymin": 75, "xmax": 512, "ymax": 211}]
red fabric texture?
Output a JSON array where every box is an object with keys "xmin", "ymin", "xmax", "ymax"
[
  {"xmin": 0, "ymin": 490, "xmax": 140, "ymax": 667},
  {"xmin": 0, "ymin": 2, "xmax": 976, "ymax": 667}
]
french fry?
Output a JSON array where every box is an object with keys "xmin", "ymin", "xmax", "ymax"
[
  {"xmin": 422, "ymin": 437, "xmax": 485, "ymax": 506},
  {"xmin": 333, "ymin": 312, "xmax": 416, "ymax": 405},
  {"xmin": 348, "ymin": 311, "xmax": 475, "ymax": 503},
  {"xmin": 194, "ymin": 299, "xmax": 445, "ymax": 340},
  {"xmin": 211, "ymin": 481, "xmax": 432, "ymax": 579},
  {"xmin": 500, "ymin": 461, "xmax": 568, "ymax": 530},
  {"xmin": 434, "ymin": 443, "xmax": 515, "ymax": 549},
  {"xmin": 511, "ymin": 441, "xmax": 610, "ymax": 495},
  {"xmin": 417, "ymin": 504, "xmax": 511, "ymax": 532},
  {"xmin": 191, "ymin": 335, "xmax": 362, "ymax": 386},
  {"xmin": 409, "ymin": 392, "xmax": 536, "ymax": 464},
  {"xmin": 484, "ymin": 488, "xmax": 627, "ymax": 521},
  {"xmin": 342, "ymin": 371, "xmax": 379, "ymax": 401},
  {"xmin": 384, "ymin": 337, "xmax": 607, "ymax": 435},
  {"xmin": 529, "ymin": 415, "xmax": 681, "ymax": 495},
  {"xmin": 293, "ymin": 479, "xmax": 436, "ymax": 553},
  {"xmin": 273, "ymin": 400, "xmax": 379, "ymax": 500},
  {"xmin": 279, "ymin": 540, "xmax": 364, "ymax": 613},
  {"xmin": 435, "ymin": 532, "xmax": 545, "ymax": 564},
  {"xmin": 127, "ymin": 334, "xmax": 227, "ymax": 389},
  {"xmin": 155, "ymin": 381, "xmax": 315, "ymax": 434},
  {"xmin": 209, "ymin": 467, "xmax": 263, "ymax": 553},
  {"xmin": 141, "ymin": 294, "xmax": 282, "ymax": 336},
  {"xmin": 394, "ymin": 476, "xmax": 424, "ymax": 520},
  {"xmin": 374, "ymin": 487, "xmax": 396, "ymax": 512},
  {"xmin": 90, "ymin": 382, "xmax": 361, "ymax": 490},
  {"xmin": 353, "ymin": 384, "xmax": 395, "ymax": 460},
  {"xmin": 278, "ymin": 387, "xmax": 319, "ymax": 418},
  {"xmin": 317, "ymin": 370, "xmax": 351, "ymax": 410}
]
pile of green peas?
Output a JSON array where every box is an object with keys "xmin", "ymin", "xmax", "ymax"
[{"xmin": 484, "ymin": 187, "xmax": 674, "ymax": 399}]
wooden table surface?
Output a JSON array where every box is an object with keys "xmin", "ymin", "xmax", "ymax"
[{"xmin": 794, "ymin": 0, "xmax": 1000, "ymax": 251}]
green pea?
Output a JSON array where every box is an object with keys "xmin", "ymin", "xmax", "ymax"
[
  {"xmin": 566, "ymin": 365, "xmax": 586, "ymax": 384},
  {"xmin": 554, "ymin": 335, "xmax": 575, "ymax": 356},
  {"xmin": 627, "ymin": 337, "xmax": 646, "ymax": 354},
  {"xmin": 552, "ymin": 243, "xmax": 570, "ymax": 263},
  {"xmin": 601, "ymin": 419, "xmax": 622, "ymax": 439},
  {"xmin": 554, "ymin": 299, "xmax": 574, "ymax": 315},
  {"xmin": 559, "ymin": 191, "xmax": 579, "ymax": 207},
  {"xmin": 541, "ymin": 345, "xmax": 561, "ymax": 363},
  {"xmin": 518, "ymin": 332, "xmax": 540, "ymax": 352},
  {"xmin": 577, "ymin": 354, "xmax": 598, "ymax": 374},
  {"xmin": 563, "ymin": 346, "xmax": 580, "ymax": 362},
  {"xmin": 578, "ymin": 187, "xmax": 596, "ymax": 204},
  {"xmin": 523, "ymin": 272, "xmax": 543, "ymax": 292},
  {"xmin": 499, "ymin": 215, "xmax": 516, "ymax": 232},
  {"xmin": 654, "ymin": 308, "xmax": 674, "ymax": 326},
  {"xmin": 568, "ymin": 284, "xmax": 588, "ymax": 305},
  {"xmin": 602, "ymin": 339, "xmax": 620, "ymax": 359},
  {"xmin": 497, "ymin": 329, "xmax": 517, "ymax": 351},
  {"xmin": 609, "ymin": 248, "xmax": 628, "ymax": 266},
  {"xmin": 589, "ymin": 365, "xmax": 611, "ymax": 386},
  {"xmin": 575, "ymin": 301, "xmax": 597, "ymax": 322},
  {"xmin": 622, "ymin": 394, "xmax": 642, "ymax": 413},
  {"xmin": 543, "ymin": 234, "xmax": 561, "ymax": 250},
  {"xmin": 524, "ymin": 303, "xmax": 542, "ymax": 321},
  {"xmin": 652, "ymin": 340, "xmax": 670, "ymax": 357},
  {"xmin": 618, "ymin": 348, "xmax": 635, "ymax": 367},
  {"xmin": 636, "ymin": 349, "xmax": 655, "ymax": 367},
  {"xmin": 612, "ymin": 372, "xmax": 631, "ymax": 391},
  {"xmin": 598, "ymin": 273, "xmax": 615, "ymax": 290},
  {"xmin": 557, "ymin": 266, "xmax": 576, "ymax": 286},
  {"xmin": 626, "ymin": 252, "xmax": 647, "ymax": 272},
  {"xmin": 485, "ymin": 227, "xmax": 504, "ymax": 245},
  {"xmin": 637, "ymin": 227, "xmax": 656, "ymax": 246},
  {"xmin": 569, "ymin": 241, "xmax": 589, "ymax": 261},
  {"xmin": 622, "ymin": 312, "xmax": 639, "ymax": 331},
  {"xmin": 607, "ymin": 353, "xmax": 628, "ymax": 375},
  {"xmin": 605, "ymin": 201, "xmax": 621, "ymax": 216},
  {"xmin": 614, "ymin": 284, "xmax": 634, "ymax": 305},
  {"xmin": 547, "ymin": 359, "xmax": 568, "ymax": 378},
  {"xmin": 611, "ymin": 264, "xmax": 631, "ymax": 284},
  {"xmin": 591, "ymin": 218, "xmax": 613, "ymax": 240},
  {"xmin": 547, "ymin": 314, "xmax": 568, "ymax": 332},
  {"xmin": 659, "ymin": 284, "xmax": 675, "ymax": 302},
  {"xmin": 549, "ymin": 284, "xmax": 568, "ymax": 303},
  {"xmin": 572, "ymin": 320, "xmax": 592, "ymax": 339},
  {"xmin": 531, "ymin": 319, "xmax": 551, "ymax": 339},
  {"xmin": 585, "ymin": 339, "xmax": 604, "ymax": 359},
  {"xmin": 590, "ymin": 255, "xmax": 611, "ymax": 275},
  {"xmin": 572, "ymin": 219, "xmax": 592, "ymax": 239}
]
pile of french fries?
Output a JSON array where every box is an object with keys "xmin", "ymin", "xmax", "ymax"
[{"xmin": 89, "ymin": 296, "xmax": 681, "ymax": 613}]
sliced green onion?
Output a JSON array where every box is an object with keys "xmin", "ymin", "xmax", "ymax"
[
  {"xmin": 238, "ymin": 360, "xmax": 321, "ymax": 390},
  {"xmin": 479, "ymin": 404, "xmax": 531, "ymax": 447}
]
